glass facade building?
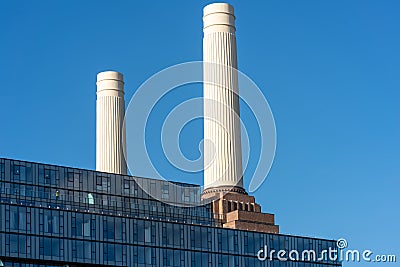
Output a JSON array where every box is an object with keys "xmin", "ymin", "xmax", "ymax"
[{"xmin": 0, "ymin": 158, "xmax": 341, "ymax": 267}]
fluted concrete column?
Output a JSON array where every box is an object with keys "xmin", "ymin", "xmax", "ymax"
[
  {"xmin": 203, "ymin": 3, "xmax": 244, "ymax": 194},
  {"xmin": 96, "ymin": 71, "xmax": 127, "ymax": 175}
]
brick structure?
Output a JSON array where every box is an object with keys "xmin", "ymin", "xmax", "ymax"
[{"xmin": 203, "ymin": 189, "xmax": 279, "ymax": 234}]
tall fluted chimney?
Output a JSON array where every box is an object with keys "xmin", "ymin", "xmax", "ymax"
[
  {"xmin": 202, "ymin": 3, "xmax": 279, "ymax": 234},
  {"xmin": 203, "ymin": 3, "xmax": 245, "ymax": 197},
  {"xmin": 96, "ymin": 71, "xmax": 127, "ymax": 175}
]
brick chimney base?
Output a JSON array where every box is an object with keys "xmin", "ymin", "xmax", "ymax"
[{"xmin": 202, "ymin": 190, "xmax": 279, "ymax": 234}]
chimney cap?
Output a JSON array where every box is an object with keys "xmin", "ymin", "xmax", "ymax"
[
  {"xmin": 97, "ymin": 70, "xmax": 124, "ymax": 82},
  {"xmin": 203, "ymin": 3, "xmax": 235, "ymax": 33},
  {"xmin": 204, "ymin": 3, "xmax": 234, "ymax": 17}
]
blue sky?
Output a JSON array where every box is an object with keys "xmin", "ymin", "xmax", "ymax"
[{"xmin": 1, "ymin": 1, "xmax": 399, "ymax": 265}]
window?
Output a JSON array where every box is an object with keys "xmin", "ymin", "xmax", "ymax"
[
  {"xmin": 25, "ymin": 166, "xmax": 33, "ymax": 182},
  {"xmin": 85, "ymin": 193, "xmax": 95, "ymax": 205},
  {"xmin": 13, "ymin": 165, "xmax": 27, "ymax": 182},
  {"xmin": 163, "ymin": 249, "xmax": 173, "ymax": 266},
  {"xmin": 10, "ymin": 206, "xmax": 26, "ymax": 231},
  {"xmin": 145, "ymin": 224, "xmax": 151, "ymax": 243},
  {"xmin": 83, "ymin": 215, "xmax": 91, "ymax": 237},
  {"xmin": 190, "ymin": 189, "xmax": 197, "ymax": 203},
  {"xmin": 67, "ymin": 171, "xmax": 74, "ymax": 183},
  {"xmin": 9, "ymin": 183, "xmax": 18, "ymax": 196},
  {"xmin": 96, "ymin": 176, "xmax": 102, "ymax": 188},
  {"xmin": 43, "ymin": 238, "xmax": 52, "ymax": 256},
  {"xmin": 105, "ymin": 244, "xmax": 115, "ymax": 262},
  {"xmin": 96, "ymin": 176, "xmax": 111, "ymax": 192},
  {"xmin": 73, "ymin": 214, "xmax": 83, "ymax": 237},
  {"xmin": 115, "ymin": 244, "xmax": 123, "ymax": 264},
  {"xmin": 102, "ymin": 195, "xmax": 109, "ymax": 206},
  {"xmin": 13, "ymin": 165, "xmax": 20, "ymax": 175},
  {"xmin": 73, "ymin": 172, "xmax": 81, "ymax": 189},
  {"xmin": 115, "ymin": 218, "xmax": 123, "ymax": 241},
  {"xmin": 0, "ymin": 162, "xmax": 4, "ymax": 176},
  {"xmin": 174, "ymin": 250, "xmax": 181, "ymax": 267},
  {"xmin": 182, "ymin": 188, "xmax": 190, "ymax": 202},
  {"xmin": 51, "ymin": 239, "xmax": 60, "ymax": 257},
  {"xmin": 138, "ymin": 247, "xmax": 153, "ymax": 265},
  {"xmin": 75, "ymin": 240, "xmax": 84, "ymax": 259},
  {"xmin": 44, "ymin": 210, "xmax": 59, "ymax": 234},
  {"xmin": 164, "ymin": 224, "xmax": 174, "ymax": 246},
  {"xmin": 123, "ymin": 180, "xmax": 130, "ymax": 194},
  {"xmin": 138, "ymin": 220, "xmax": 152, "ymax": 244},
  {"xmin": 221, "ymin": 231, "xmax": 229, "ymax": 252},
  {"xmin": 44, "ymin": 169, "xmax": 51, "ymax": 184},
  {"xmin": 164, "ymin": 249, "xmax": 181, "ymax": 267},
  {"xmin": 228, "ymin": 232, "xmax": 237, "ymax": 252},
  {"xmin": 104, "ymin": 217, "xmax": 115, "ymax": 240},
  {"xmin": 10, "ymin": 234, "xmax": 18, "ymax": 254},
  {"xmin": 103, "ymin": 177, "xmax": 110, "ymax": 192},
  {"xmin": 84, "ymin": 242, "xmax": 91, "ymax": 260},
  {"xmin": 131, "ymin": 181, "xmax": 138, "ymax": 196},
  {"xmin": 162, "ymin": 184, "xmax": 169, "ymax": 199},
  {"xmin": 193, "ymin": 227, "xmax": 207, "ymax": 249},
  {"xmin": 67, "ymin": 171, "xmax": 80, "ymax": 189},
  {"xmin": 0, "ymin": 182, "xmax": 6, "ymax": 194}
]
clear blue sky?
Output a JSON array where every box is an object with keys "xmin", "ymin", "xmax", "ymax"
[{"xmin": 1, "ymin": 1, "xmax": 399, "ymax": 266}]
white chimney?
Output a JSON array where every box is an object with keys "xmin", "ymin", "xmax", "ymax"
[
  {"xmin": 96, "ymin": 71, "xmax": 127, "ymax": 175},
  {"xmin": 203, "ymin": 3, "xmax": 245, "ymax": 196}
]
